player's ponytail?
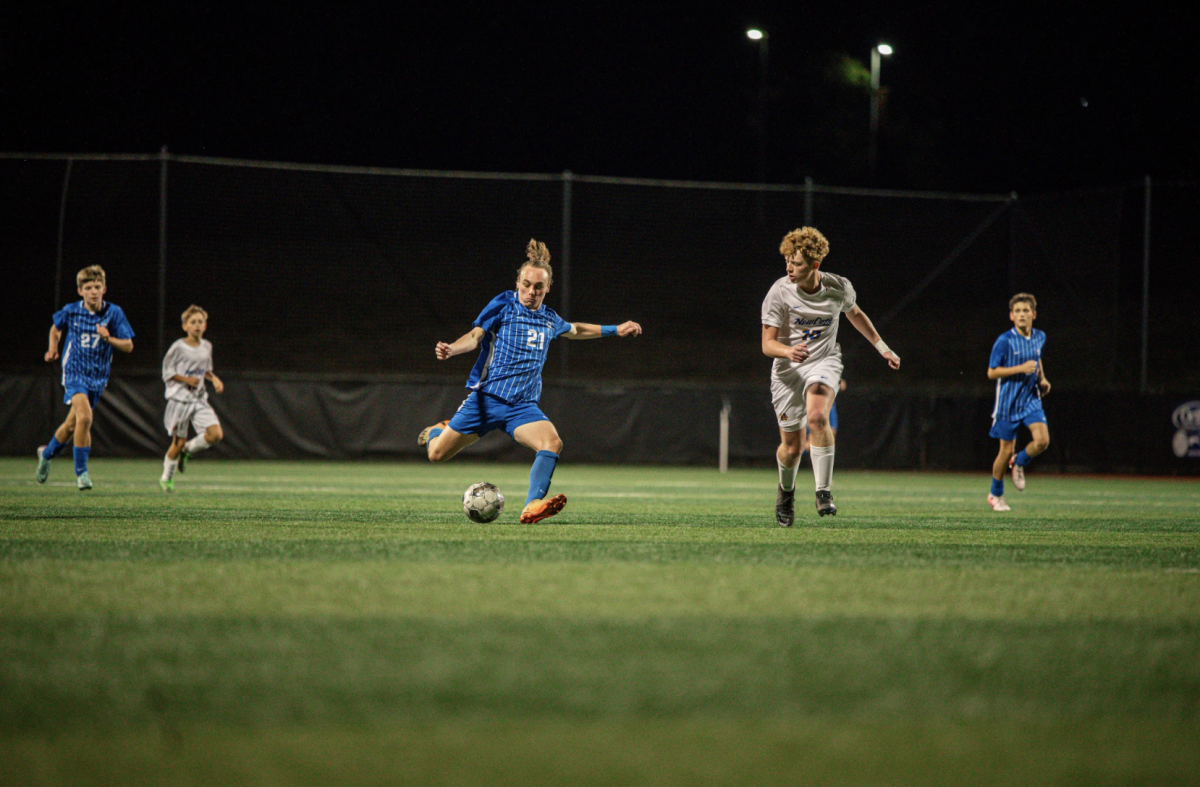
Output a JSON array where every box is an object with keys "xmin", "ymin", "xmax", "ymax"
[{"xmin": 519, "ymin": 238, "xmax": 554, "ymax": 284}]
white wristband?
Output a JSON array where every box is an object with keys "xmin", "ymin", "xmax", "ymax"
[{"xmin": 874, "ymin": 339, "xmax": 892, "ymax": 356}]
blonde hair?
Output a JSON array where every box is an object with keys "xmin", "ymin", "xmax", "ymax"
[
  {"xmin": 181, "ymin": 304, "xmax": 208, "ymax": 324},
  {"xmin": 779, "ymin": 227, "xmax": 830, "ymax": 265},
  {"xmin": 517, "ymin": 238, "xmax": 553, "ymax": 284},
  {"xmin": 1009, "ymin": 293, "xmax": 1037, "ymax": 311},
  {"xmin": 76, "ymin": 265, "xmax": 106, "ymax": 288}
]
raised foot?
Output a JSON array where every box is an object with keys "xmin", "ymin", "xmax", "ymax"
[
  {"xmin": 1008, "ymin": 456, "xmax": 1026, "ymax": 491},
  {"xmin": 417, "ymin": 420, "xmax": 449, "ymax": 447}
]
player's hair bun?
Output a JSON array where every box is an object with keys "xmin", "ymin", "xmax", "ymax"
[{"xmin": 526, "ymin": 239, "xmax": 551, "ymax": 264}]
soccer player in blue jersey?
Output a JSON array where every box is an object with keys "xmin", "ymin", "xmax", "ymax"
[
  {"xmin": 986, "ymin": 293, "xmax": 1051, "ymax": 512},
  {"xmin": 36, "ymin": 265, "xmax": 135, "ymax": 490},
  {"xmin": 418, "ymin": 239, "xmax": 642, "ymax": 523}
]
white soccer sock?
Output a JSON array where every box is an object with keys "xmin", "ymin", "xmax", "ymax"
[
  {"xmin": 777, "ymin": 457, "xmax": 800, "ymax": 491},
  {"xmin": 184, "ymin": 435, "xmax": 211, "ymax": 454},
  {"xmin": 162, "ymin": 456, "xmax": 178, "ymax": 481},
  {"xmin": 810, "ymin": 444, "xmax": 835, "ymax": 491}
]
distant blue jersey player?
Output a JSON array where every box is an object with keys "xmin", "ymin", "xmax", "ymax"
[
  {"xmin": 986, "ymin": 293, "xmax": 1051, "ymax": 512},
  {"xmin": 418, "ymin": 239, "xmax": 642, "ymax": 523},
  {"xmin": 36, "ymin": 265, "xmax": 135, "ymax": 490}
]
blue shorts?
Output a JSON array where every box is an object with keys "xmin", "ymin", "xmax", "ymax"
[
  {"xmin": 989, "ymin": 406, "xmax": 1047, "ymax": 441},
  {"xmin": 63, "ymin": 385, "xmax": 103, "ymax": 408},
  {"xmin": 448, "ymin": 391, "xmax": 550, "ymax": 438}
]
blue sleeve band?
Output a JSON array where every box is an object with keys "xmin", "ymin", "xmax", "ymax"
[{"xmin": 601, "ymin": 325, "xmax": 618, "ymax": 337}]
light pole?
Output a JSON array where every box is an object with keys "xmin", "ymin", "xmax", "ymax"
[
  {"xmin": 747, "ymin": 28, "xmax": 769, "ymax": 183},
  {"xmin": 869, "ymin": 43, "xmax": 892, "ymax": 180}
]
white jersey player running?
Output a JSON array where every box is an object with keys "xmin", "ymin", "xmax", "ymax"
[
  {"xmin": 159, "ymin": 305, "xmax": 225, "ymax": 491},
  {"xmin": 761, "ymin": 227, "xmax": 901, "ymax": 524}
]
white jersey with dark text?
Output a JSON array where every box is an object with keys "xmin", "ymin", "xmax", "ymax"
[
  {"xmin": 761, "ymin": 272, "xmax": 857, "ymax": 383},
  {"xmin": 162, "ymin": 338, "xmax": 214, "ymax": 402}
]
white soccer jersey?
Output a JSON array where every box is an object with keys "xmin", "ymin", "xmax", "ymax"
[
  {"xmin": 162, "ymin": 338, "xmax": 214, "ymax": 402},
  {"xmin": 761, "ymin": 272, "xmax": 857, "ymax": 382}
]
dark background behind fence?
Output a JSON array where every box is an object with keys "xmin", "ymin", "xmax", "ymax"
[{"xmin": 4, "ymin": 154, "xmax": 1198, "ymax": 470}]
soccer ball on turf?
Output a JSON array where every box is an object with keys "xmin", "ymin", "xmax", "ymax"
[{"xmin": 462, "ymin": 482, "xmax": 505, "ymax": 523}]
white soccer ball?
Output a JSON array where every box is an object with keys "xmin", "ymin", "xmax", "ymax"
[{"xmin": 462, "ymin": 482, "xmax": 505, "ymax": 523}]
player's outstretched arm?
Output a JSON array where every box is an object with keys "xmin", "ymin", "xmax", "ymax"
[
  {"xmin": 566, "ymin": 321, "xmax": 642, "ymax": 340},
  {"xmin": 435, "ymin": 327, "xmax": 486, "ymax": 360},
  {"xmin": 45, "ymin": 325, "xmax": 62, "ymax": 362},
  {"xmin": 845, "ymin": 306, "xmax": 900, "ymax": 370}
]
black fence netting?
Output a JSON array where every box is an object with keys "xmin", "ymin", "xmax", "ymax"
[{"xmin": 4, "ymin": 155, "xmax": 1196, "ymax": 393}]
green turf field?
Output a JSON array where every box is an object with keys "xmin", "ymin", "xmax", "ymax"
[{"xmin": 2, "ymin": 457, "xmax": 1198, "ymax": 786}]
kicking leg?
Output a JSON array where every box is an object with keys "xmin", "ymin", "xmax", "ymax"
[
  {"xmin": 513, "ymin": 420, "xmax": 566, "ymax": 523},
  {"xmin": 426, "ymin": 425, "xmax": 479, "ymax": 463}
]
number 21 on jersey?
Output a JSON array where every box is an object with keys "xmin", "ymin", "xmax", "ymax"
[{"xmin": 526, "ymin": 329, "xmax": 545, "ymax": 350}]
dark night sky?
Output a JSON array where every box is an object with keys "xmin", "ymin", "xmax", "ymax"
[{"xmin": 2, "ymin": 3, "xmax": 1194, "ymax": 193}]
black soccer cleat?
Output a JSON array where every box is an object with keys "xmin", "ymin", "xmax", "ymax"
[
  {"xmin": 775, "ymin": 485, "xmax": 795, "ymax": 527},
  {"xmin": 815, "ymin": 489, "xmax": 837, "ymax": 516}
]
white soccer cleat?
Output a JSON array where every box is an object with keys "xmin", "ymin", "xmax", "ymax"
[
  {"xmin": 987, "ymin": 494, "xmax": 1010, "ymax": 512},
  {"xmin": 1009, "ymin": 457, "xmax": 1026, "ymax": 491}
]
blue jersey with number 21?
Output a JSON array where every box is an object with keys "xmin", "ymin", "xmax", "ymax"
[{"xmin": 466, "ymin": 291, "xmax": 572, "ymax": 405}]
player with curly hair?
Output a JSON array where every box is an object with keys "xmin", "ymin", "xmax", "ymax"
[
  {"xmin": 761, "ymin": 227, "xmax": 900, "ymax": 524},
  {"xmin": 419, "ymin": 239, "xmax": 642, "ymax": 523}
]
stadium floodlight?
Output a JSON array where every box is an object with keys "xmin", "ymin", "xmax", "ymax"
[
  {"xmin": 746, "ymin": 28, "xmax": 769, "ymax": 181},
  {"xmin": 869, "ymin": 43, "xmax": 894, "ymax": 179}
]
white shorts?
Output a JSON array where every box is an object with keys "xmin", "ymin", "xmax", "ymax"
[
  {"xmin": 770, "ymin": 356, "xmax": 843, "ymax": 432},
  {"xmin": 164, "ymin": 399, "xmax": 221, "ymax": 438}
]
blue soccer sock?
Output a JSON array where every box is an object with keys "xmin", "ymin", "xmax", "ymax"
[
  {"xmin": 1014, "ymin": 449, "xmax": 1031, "ymax": 467},
  {"xmin": 73, "ymin": 446, "xmax": 91, "ymax": 477},
  {"xmin": 990, "ymin": 477, "xmax": 1005, "ymax": 497},
  {"xmin": 525, "ymin": 450, "xmax": 560, "ymax": 505},
  {"xmin": 44, "ymin": 435, "xmax": 66, "ymax": 459}
]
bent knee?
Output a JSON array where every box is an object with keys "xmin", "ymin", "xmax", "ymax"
[
  {"xmin": 546, "ymin": 437, "xmax": 564, "ymax": 455},
  {"xmin": 1031, "ymin": 436, "xmax": 1049, "ymax": 452},
  {"xmin": 807, "ymin": 414, "xmax": 828, "ymax": 433},
  {"xmin": 206, "ymin": 426, "xmax": 224, "ymax": 443}
]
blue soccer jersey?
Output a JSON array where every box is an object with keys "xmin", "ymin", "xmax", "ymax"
[
  {"xmin": 53, "ymin": 301, "xmax": 135, "ymax": 390},
  {"xmin": 989, "ymin": 327, "xmax": 1046, "ymax": 422},
  {"xmin": 465, "ymin": 291, "xmax": 572, "ymax": 404}
]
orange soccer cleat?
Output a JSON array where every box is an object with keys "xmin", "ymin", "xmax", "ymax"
[
  {"xmin": 520, "ymin": 494, "xmax": 567, "ymax": 524},
  {"xmin": 417, "ymin": 420, "xmax": 449, "ymax": 447}
]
